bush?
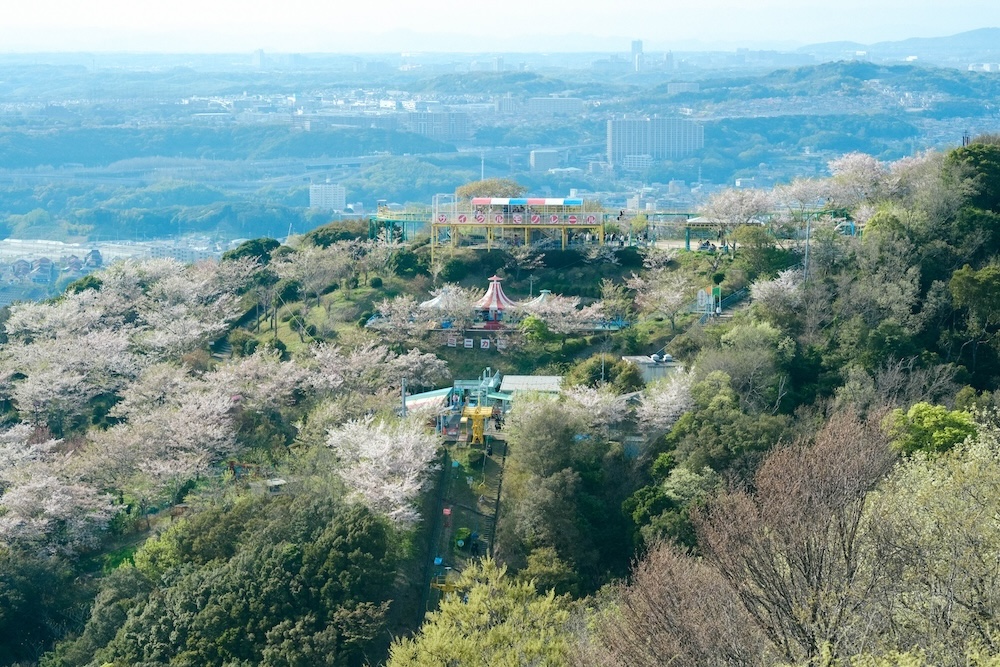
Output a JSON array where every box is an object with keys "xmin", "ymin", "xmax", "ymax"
[
  {"xmin": 612, "ymin": 327, "xmax": 649, "ymax": 355},
  {"xmin": 369, "ymin": 276, "xmax": 383, "ymax": 288},
  {"xmin": 542, "ymin": 249, "xmax": 584, "ymax": 270},
  {"xmin": 302, "ymin": 220, "xmax": 367, "ymax": 246},
  {"xmin": 228, "ymin": 329, "xmax": 259, "ymax": 357},
  {"xmin": 393, "ymin": 248, "xmax": 428, "ymax": 278},
  {"xmin": 441, "ymin": 257, "xmax": 470, "ymax": 282},
  {"xmin": 560, "ymin": 337, "xmax": 588, "ymax": 358},
  {"xmin": 615, "ymin": 247, "xmax": 644, "ymax": 268},
  {"xmin": 276, "ymin": 278, "xmax": 301, "ymax": 302}
]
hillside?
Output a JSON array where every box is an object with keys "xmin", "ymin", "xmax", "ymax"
[{"xmin": 2, "ymin": 139, "xmax": 1000, "ymax": 665}]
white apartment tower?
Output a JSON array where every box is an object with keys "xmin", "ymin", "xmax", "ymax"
[
  {"xmin": 606, "ymin": 117, "xmax": 704, "ymax": 169},
  {"xmin": 631, "ymin": 40, "xmax": 643, "ymax": 72},
  {"xmin": 309, "ymin": 181, "xmax": 347, "ymax": 211}
]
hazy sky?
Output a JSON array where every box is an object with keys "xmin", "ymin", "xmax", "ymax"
[{"xmin": 2, "ymin": 0, "xmax": 998, "ymax": 52}]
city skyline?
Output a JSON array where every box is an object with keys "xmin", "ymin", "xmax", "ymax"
[{"xmin": 1, "ymin": 0, "xmax": 998, "ymax": 53}]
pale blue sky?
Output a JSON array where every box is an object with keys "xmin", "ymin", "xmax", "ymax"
[{"xmin": 2, "ymin": 0, "xmax": 998, "ymax": 52}]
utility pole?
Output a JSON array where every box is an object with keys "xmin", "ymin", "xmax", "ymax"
[{"xmin": 803, "ymin": 216, "xmax": 811, "ymax": 284}]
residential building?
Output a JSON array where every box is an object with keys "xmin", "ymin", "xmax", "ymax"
[
  {"xmin": 631, "ymin": 40, "xmax": 643, "ymax": 72},
  {"xmin": 526, "ymin": 97, "xmax": 584, "ymax": 115},
  {"xmin": 606, "ymin": 116, "xmax": 704, "ymax": 169},
  {"xmin": 309, "ymin": 182, "xmax": 347, "ymax": 211},
  {"xmin": 530, "ymin": 149, "xmax": 561, "ymax": 172},
  {"xmin": 405, "ymin": 112, "xmax": 469, "ymax": 141}
]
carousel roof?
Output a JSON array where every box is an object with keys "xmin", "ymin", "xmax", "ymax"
[
  {"xmin": 419, "ymin": 285, "xmax": 463, "ymax": 310},
  {"xmin": 520, "ymin": 289, "xmax": 553, "ymax": 311},
  {"xmin": 474, "ymin": 275, "xmax": 518, "ymax": 312}
]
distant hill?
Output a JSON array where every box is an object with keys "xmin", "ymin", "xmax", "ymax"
[
  {"xmin": 800, "ymin": 28, "xmax": 1000, "ymax": 64},
  {"xmin": 652, "ymin": 60, "xmax": 1000, "ymax": 104}
]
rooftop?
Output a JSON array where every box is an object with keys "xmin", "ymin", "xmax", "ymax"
[{"xmin": 499, "ymin": 375, "xmax": 563, "ymax": 393}]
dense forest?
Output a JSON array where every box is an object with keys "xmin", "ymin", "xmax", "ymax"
[{"xmin": 1, "ymin": 138, "xmax": 1000, "ymax": 666}]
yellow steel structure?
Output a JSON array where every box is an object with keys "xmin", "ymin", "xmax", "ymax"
[
  {"xmin": 462, "ymin": 406, "xmax": 494, "ymax": 445},
  {"xmin": 430, "ymin": 576, "xmax": 458, "ymax": 593},
  {"xmin": 429, "ymin": 195, "xmax": 605, "ymax": 264}
]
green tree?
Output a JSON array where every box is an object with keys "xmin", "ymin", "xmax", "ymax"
[
  {"xmin": 0, "ymin": 550, "xmax": 83, "ymax": 666},
  {"xmin": 565, "ymin": 354, "xmax": 644, "ymax": 393},
  {"xmin": 732, "ymin": 224, "xmax": 785, "ymax": 279},
  {"xmin": 222, "ymin": 237, "xmax": 281, "ymax": 264},
  {"xmin": 948, "ymin": 263, "xmax": 1000, "ymax": 374},
  {"xmin": 884, "ymin": 402, "xmax": 976, "ymax": 455},
  {"xmin": 62, "ymin": 492, "xmax": 397, "ymax": 667},
  {"xmin": 387, "ymin": 559, "xmax": 572, "ymax": 667},
  {"xmin": 945, "ymin": 140, "xmax": 1000, "ymax": 213},
  {"xmin": 867, "ymin": 418, "xmax": 1000, "ymax": 661}
]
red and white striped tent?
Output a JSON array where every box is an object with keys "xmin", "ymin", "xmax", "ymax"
[{"xmin": 474, "ymin": 275, "xmax": 518, "ymax": 317}]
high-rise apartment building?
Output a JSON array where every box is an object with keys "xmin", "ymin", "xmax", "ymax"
[
  {"xmin": 606, "ymin": 117, "xmax": 704, "ymax": 169},
  {"xmin": 406, "ymin": 112, "xmax": 469, "ymax": 142},
  {"xmin": 309, "ymin": 182, "xmax": 347, "ymax": 211},
  {"xmin": 530, "ymin": 150, "xmax": 561, "ymax": 172},
  {"xmin": 631, "ymin": 40, "xmax": 643, "ymax": 72}
]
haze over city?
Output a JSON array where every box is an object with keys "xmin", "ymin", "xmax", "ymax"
[{"xmin": 4, "ymin": 0, "xmax": 1000, "ymax": 52}]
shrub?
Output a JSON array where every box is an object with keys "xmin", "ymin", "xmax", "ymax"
[
  {"xmin": 615, "ymin": 247, "xmax": 644, "ymax": 268},
  {"xmin": 370, "ymin": 276, "xmax": 383, "ymax": 288},
  {"xmin": 228, "ymin": 329, "xmax": 259, "ymax": 357}
]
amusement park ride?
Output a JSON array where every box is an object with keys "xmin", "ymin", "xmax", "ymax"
[
  {"xmin": 372, "ymin": 193, "xmax": 861, "ymax": 259},
  {"xmin": 428, "ymin": 194, "xmax": 606, "ymax": 261}
]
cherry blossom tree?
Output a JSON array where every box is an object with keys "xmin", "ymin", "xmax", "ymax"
[
  {"xmin": 368, "ymin": 295, "xmax": 423, "ymax": 345},
  {"xmin": 325, "ymin": 416, "xmax": 441, "ymax": 525},
  {"xmin": 642, "ymin": 247, "xmax": 678, "ymax": 271},
  {"xmin": 301, "ymin": 341, "xmax": 450, "ymax": 398},
  {"xmin": 702, "ymin": 188, "xmax": 774, "ymax": 246},
  {"xmin": 636, "ymin": 371, "xmax": 694, "ymax": 438},
  {"xmin": 107, "ymin": 362, "xmax": 196, "ymax": 422},
  {"xmin": 206, "ymin": 347, "xmax": 310, "ymax": 412},
  {"xmin": 3, "ymin": 330, "xmax": 144, "ymax": 433},
  {"xmin": 583, "ymin": 245, "xmax": 621, "ymax": 265},
  {"xmin": 0, "ymin": 423, "xmax": 58, "ymax": 484},
  {"xmin": 828, "ymin": 152, "xmax": 894, "ymax": 209},
  {"xmin": 417, "ymin": 283, "xmax": 479, "ymax": 332},
  {"xmin": 775, "ymin": 178, "xmax": 829, "ymax": 219},
  {"xmin": 563, "ymin": 385, "xmax": 631, "ymax": 436},
  {"xmin": 273, "ymin": 244, "xmax": 350, "ymax": 308},
  {"xmin": 750, "ymin": 269, "xmax": 804, "ymax": 313},
  {"xmin": 390, "ymin": 347, "xmax": 452, "ymax": 391},
  {"xmin": 75, "ymin": 379, "xmax": 239, "ymax": 521},
  {"xmin": 0, "ymin": 469, "xmax": 115, "ymax": 556},
  {"xmin": 627, "ymin": 270, "xmax": 696, "ymax": 331},
  {"xmin": 505, "ymin": 244, "xmax": 546, "ymax": 281},
  {"xmin": 521, "ymin": 293, "xmax": 591, "ymax": 335},
  {"xmin": 363, "ymin": 231, "xmax": 403, "ymax": 278}
]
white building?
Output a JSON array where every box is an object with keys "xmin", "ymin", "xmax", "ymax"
[
  {"xmin": 309, "ymin": 182, "xmax": 347, "ymax": 211},
  {"xmin": 526, "ymin": 97, "xmax": 584, "ymax": 115},
  {"xmin": 607, "ymin": 116, "xmax": 704, "ymax": 168},
  {"xmin": 530, "ymin": 149, "xmax": 561, "ymax": 172}
]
